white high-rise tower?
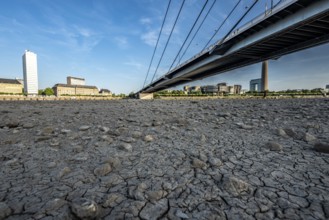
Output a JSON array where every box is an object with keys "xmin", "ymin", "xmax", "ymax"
[{"xmin": 22, "ymin": 50, "xmax": 38, "ymax": 95}]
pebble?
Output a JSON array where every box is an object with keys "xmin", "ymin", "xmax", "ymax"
[
  {"xmin": 144, "ymin": 135, "xmax": 154, "ymax": 142},
  {"xmin": 70, "ymin": 198, "xmax": 98, "ymax": 219},
  {"xmin": 79, "ymin": 125, "xmax": 90, "ymax": 131},
  {"xmin": 118, "ymin": 143, "xmax": 133, "ymax": 152},
  {"xmin": 0, "ymin": 202, "xmax": 12, "ymax": 219},
  {"xmin": 303, "ymin": 133, "xmax": 316, "ymax": 142},
  {"xmin": 314, "ymin": 142, "xmax": 329, "ymax": 154},
  {"xmin": 265, "ymin": 141, "xmax": 283, "ymax": 151},
  {"xmin": 94, "ymin": 163, "xmax": 112, "ymax": 176}
]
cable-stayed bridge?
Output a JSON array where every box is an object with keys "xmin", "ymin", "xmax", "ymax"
[{"xmin": 138, "ymin": 0, "xmax": 329, "ymax": 97}]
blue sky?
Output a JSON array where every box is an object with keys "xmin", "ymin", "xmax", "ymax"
[{"xmin": 0, "ymin": 0, "xmax": 328, "ymax": 94}]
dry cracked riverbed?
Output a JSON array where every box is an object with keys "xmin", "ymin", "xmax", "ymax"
[{"xmin": 0, "ymin": 98, "xmax": 329, "ymax": 220}]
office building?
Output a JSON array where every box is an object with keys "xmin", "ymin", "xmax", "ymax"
[
  {"xmin": 0, "ymin": 78, "xmax": 23, "ymax": 94},
  {"xmin": 67, "ymin": 76, "xmax": 85, "ymax": 86},
  {"xmin": 234, "ymin": 85, "xmax": 242, "ymax": 94},
  {"xmin": 250, "ymin": 78, "xmax": 262, "ymax": 92},
  {"xmin": 218, "ymin": 83, "xmax": 228, "ymax": 93},
  {"xmin": 201, "ymin": 85, "xmax": 218, "ymax": 94},
  {"xmin": 22, "ymin": 50, "xmax": 38, "ymax": 95},
  {"xmin": 53, "ymin": 84, "xmax": 98, "ymax": 96},
  {"xmin": 326, "ymin": 85, "xmax": 329, "ymax": 89}
]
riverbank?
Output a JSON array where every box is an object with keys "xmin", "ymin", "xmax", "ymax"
[{"xmin": 0, "ymin": 98, "xmax": 328, "ymax": 219}]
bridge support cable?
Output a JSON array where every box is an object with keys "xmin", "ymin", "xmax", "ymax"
[
  {"xmin": 202, "ymin": 0, "xmax": 242, "ymax": 51},
  {"xmin": 167, "ymin": 0, "xmax": 209, "ymax": 72},
  {"xmin": 176, "ymin": 0, "xmax": 217, "ymax": 66},
  {"xmin": 142, "ymin": 0, "xmax": 172, "ymax": 88},
  {"xmin": 210, "ymin": 0, "xmax": 259, "ymax": 54},
  {"xmin": 150, "ymin": 0, "xmax": 186, "ymax": 84}
]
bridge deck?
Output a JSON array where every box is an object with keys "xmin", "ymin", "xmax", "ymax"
[{"xmin": 140, "ymin": 0, "xmax": 329, "ymax": 94}]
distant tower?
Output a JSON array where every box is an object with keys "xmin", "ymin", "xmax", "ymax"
[
  {"xmin": 261, "ymin": 60, "xmax": 268, "ymax": 91},
  {"xmin": 22, "ymin": 50, "xmax": 38, "ymax": 95}
]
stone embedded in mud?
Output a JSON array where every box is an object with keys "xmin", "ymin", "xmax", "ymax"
[
  {"xmin": 79, "ymin": 125, "xmax": 90, "ymax": 131},
  {"xmin": 144, "ymin": 135, "xmax": 154, "ymax": 142},
  {"xmin": 0, "ymin": 202, "xmax": 12, "ymax": 219},
  {"xmin": 265, "ymin": 141, "xmax": 282, "ymax": 151},
  {"xmin": 223, "ymin": 176, "xmax": 250, "ymax": 196},
  {"xmin": 94, "ymin": 163, "xmax": 112, "ymax": 176},
  {"xmin": 70, "ymin": 198, "xmax": 98, "ymax": 219},
  {"xmin": 314, "ymin": 142, "xmax": 329, "ymax": 154}
]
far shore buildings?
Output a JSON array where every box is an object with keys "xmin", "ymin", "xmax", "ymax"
[
  {"xmin": 22, "ymin": 50, "xmax": 38, "ymax": 95},
  {"xmin": 53, "ymin": 76, "xmax": 112, "ymax": 96},
  {"xmin": 250, "ymin": 78, "xmax": 262, "ymax": 92},
  {"xmin": 184, "ymin": 83, "xmax": 242, "ymax": 95},
  {"xmin": 0, "ymin": 78, "xmax": 23, "ymax": 94}
]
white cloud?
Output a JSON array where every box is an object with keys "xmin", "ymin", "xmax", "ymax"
[
  {"xmin": 140, "ymin": 17, "xmax": 152, "ymax": 25},
  {"xmin": 123, "ymin": 59, "xmax": 144, "ymax": 70},
  {"xmin": 114, "ymin": 36, "xmax": 129, "ymax": 49},
  {"xmin": 141, "ymin": 30, "xmax": 158, "ymax": 46}
]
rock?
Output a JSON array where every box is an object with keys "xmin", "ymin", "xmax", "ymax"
[
  {"xmin": 175, "ymin": 209, "xmax": 189, "ymax": 219},
  {"xmin": 58, "ymin": 167, "xmax": 71, "ymax": 179},
  {"xmin": 223, "ymin": 176, "xmax": 250, "ymax": 196},
  {"xmin": 236, "ymin": 122, "xmax": 253, "ymax": 130},
  {"xmin": 192, "ymin": 158, "xmax": 207, "ymax": 169},
  {"xmin": 79, "ymin": 125, "xmax": 90, "ymax": 131},
  {"xmin": 61, "ymin": 129, "xmax": 71, "ymax": 134},
  {"xmin": 314, "ymin": 142, "xmax": 329, "ymax": 154},
  {"xmin": 208, "ymin": 157, "xmax": 223, "ymax": 167},
  {"xmin": 277, "ymin": 128, "xmax": 288, "ymax": 137},
  {"xmin": 140, "ymin": 198, "xmax": 168, "ymax": 220},
  {"xmin": 99, "ymin": 126, "xmax": 110, "ymax": 132},
  {"xmin": 200, "ymin": 134, "xmax": 206, "ymax": 143},
  {"xmin": 118, "ymin": 143, "xmax": 133, "ymax": 152},
  {"xmin": 94, "ymin": 163, "xmax": 112, "ymax": 176},
  {"xmin": 265, "ymin": 141, "xmax": 282, "ymax": 151},
  {"xmin": 0, "ymin": 202, "xmax": 12, "ymax": 219},
  {"xmin": 5, "ymin": 119, "xmax": 19, "ymax": 128},
  {"xmin": 42, "ymin": 127, "xmax": 54, "ymax": 135},
  {"xmin": 303, "ymin": 133, "xmax": 316, "ymax": 142},
  {"xmin": 284, "ymin": 128, "xmax": 299, "ymax": 139},
  {"xmin": 145, "ymin": 190, "xmax": 165, "ymax": 202},
  {"xmin": 144, "ymin": 135, "xmax": 154, "ymax": 142},
  {"xmin": 23, "ymin": 122, "xmax": 34, "ymax": 129},
  {"xmin": 131, "ymin": 131, "xmax": 142, "ymax": 138},
  {"xmin": 35, "ymin": 136, "xmax": 52, "ymax": 142},
  {"xmin": 70, "ymin": 198, "xmax": 98, "ymax": 219},
  {"xmin": 218, "ymin": 112, "xmax": 231, "ymax": 118}
]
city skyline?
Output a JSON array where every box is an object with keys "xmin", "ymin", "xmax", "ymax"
[{"xmin": 0, "ymin": 0, "xmax": 328, "ymax": 94}]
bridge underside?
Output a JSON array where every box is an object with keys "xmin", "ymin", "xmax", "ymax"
[{"xmin": 140, "ymin": 0, "xmax": 329, "ymax": 94}]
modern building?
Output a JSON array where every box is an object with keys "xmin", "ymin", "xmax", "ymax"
[
  {"xmin": 250, "ymin": 78, "xmax": 262, "ymax": 92},
  {"xmin": 234, "ymin": 85, "xmax": 242, "ymax": 94},
  {"xmin": 201, "ymin": 85, "xmax": 218, "ymax": 94},
  {"xmin": 227, "ymin": 86, "xmax": 234, "ymax": 94},
  {"xmin": 0, "ymin": 78, "xmax": 23, "ymax": 94},
  {"xmin": 67, "ymin": 76, "xmax": 85, "ymax": 86},
  {"xmin": 99, "ymin": 89, "xmax": 112, "ymax": 96},
  {"xmin": 218, "ymin": 83, "xmax": 228, "ymax": 93},
  {"xmin": 326, "ymin": 85, "xmax": 329, "ymax": 89},
  {"xmin": 22, "ymin": 50, "xmax": 38, "ymax": 95},
  {"xmin": 188, "ymin": 86, "xmax": 201, "ymax": 93},
  {"xmin": 53, "ymin": 84, "xmax": 98, "ymax": 96}
]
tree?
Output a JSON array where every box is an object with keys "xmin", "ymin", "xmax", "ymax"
[{"xmin": 43, "ymin": 88, "xmax": 54, "ymax": 96}]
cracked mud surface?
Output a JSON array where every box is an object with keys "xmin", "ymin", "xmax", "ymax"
[{"xmin": 0, "ymin": 98, "xmax": 329, "ymax": 219}]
